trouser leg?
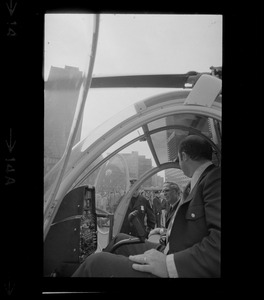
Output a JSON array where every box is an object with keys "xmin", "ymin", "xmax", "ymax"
[
  {"xmin": 72, "ymin": 252, "xmax": 157, "ymax": 277},
  {"xmin": 72, "ymin": 233, "xmax": 162, "ymax": 277}
]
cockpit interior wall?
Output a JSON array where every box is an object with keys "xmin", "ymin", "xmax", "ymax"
[{"xmin": 43, "ymin": 186, "xmax": 97, "ymax": 277}]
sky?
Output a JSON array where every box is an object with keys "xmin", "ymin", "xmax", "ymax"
[
  {"xmin": 44, "ymin": 14, "xmax": 222, "ymax": 159},
  {"xmin": 44, "ymin": 14, "xmax": 222, "ymax": 79}
]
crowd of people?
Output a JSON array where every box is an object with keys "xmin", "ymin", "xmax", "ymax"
[{"xmin": 95, "ymin": 180, "xmax": 175, "ymax": 231}]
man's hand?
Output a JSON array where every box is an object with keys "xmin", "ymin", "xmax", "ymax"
[
  {"xmin": 148, "ymin": 228, "xmax": 161, "ymax": 238},
  {"xmin": 129, "ymin": 210, "xmax": 139, "ymax": 220},
  {"xmin": 129, "ymin": 249, "xmax": 169, "ymax": 277},
  {"xmin": 148, "ymin": 227, "xmax": 167, "ymax": 238}
]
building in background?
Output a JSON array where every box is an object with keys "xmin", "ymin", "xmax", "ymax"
[
  {"xmin": 44, "ymin": 65, "xmax": 83, "ymax": 175},
  {"xmin": 165, "ymin": 116, "xmax": 190, "ymax": 189},
  {"xmin": 164, "ymin": 168, "xmax": 190, "ymax": 190},
  {"xmin": 121, "ymin": 151, "xmax": 163, "ymax": 188}
]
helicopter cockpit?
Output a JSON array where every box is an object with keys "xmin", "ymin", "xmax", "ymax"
[{"xmin": 43, "ymin": 14, "xmax": 222, "ymax": 277}]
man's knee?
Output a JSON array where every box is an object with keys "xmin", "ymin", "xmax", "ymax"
[
  {"xmin": 73, "ymin": 252, "xmax": 113, "ymax": 277},
  {"xmin": 88, "ymin": 252, "xmax": 112, "ymax": 276}
]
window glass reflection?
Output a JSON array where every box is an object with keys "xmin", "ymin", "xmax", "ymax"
[{"xmin": 44, "ymin": 15, "xmax": 94, "ymax": 176}]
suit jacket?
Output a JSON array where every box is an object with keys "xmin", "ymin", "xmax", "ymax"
[
  {"xmin": 152, "ymin": 196, "xmax": 162, "ymax": 215},
  {"xmin": 168, "ymin": 164, "xmax": 221, "ymax": 278}
]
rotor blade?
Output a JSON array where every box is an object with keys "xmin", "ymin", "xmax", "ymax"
[
  {"xmin": 45, "ymin": 72, "xmax": 210, "ymax": 89},
  {"xmin": 90, "ymin": 74, "xmax": 200, "ymax": 88}
]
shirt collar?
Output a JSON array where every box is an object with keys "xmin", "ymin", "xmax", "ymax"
[
  {"xmin": 170, "ymin": 200, "xmax": 179, "ymax": 209},
  {"xmin": 191, "ymin": 161, "xmax": 213, "ymax": 191}
]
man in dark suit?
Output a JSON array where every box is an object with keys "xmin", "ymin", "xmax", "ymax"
[
  {"xmin": 148, "ymin": 182, "xmax": 182, "ymax": 243},
  {"xmin": 119, "ymin": 179, "xmax": 156, "ymax": 238},
  {"xmin": 72, "ymin": 135, "xmax": 221, "ymax": 278},
  {"xmin": 152, "ymin": 191, "xmax": 162, "ymax": 228}
]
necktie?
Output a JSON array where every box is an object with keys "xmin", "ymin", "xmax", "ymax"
[
  {"xmin": 166, "ymin": 205, "xmax": 173, "ymax": 222},
  {"xmin": 163, "ymin": 216, "xmax": 175, "ymax": 254}
]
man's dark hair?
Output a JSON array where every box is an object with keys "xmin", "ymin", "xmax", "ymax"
[{"xmin": 178, "ymin": 135, "xmax": 213, "ymax": 161}]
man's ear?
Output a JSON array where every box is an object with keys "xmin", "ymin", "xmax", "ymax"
[{"xmin": 182, "ymin": 151, "xmax": 188, "ymax": 161}]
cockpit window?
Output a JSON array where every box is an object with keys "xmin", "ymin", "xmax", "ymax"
[
  {"xmin": 44, "ymin": 15, "xmax": 94, "ymax": 176},
  {"xmin": 44, "ymin": 14, "xmax": 222, "ymax": 234}
]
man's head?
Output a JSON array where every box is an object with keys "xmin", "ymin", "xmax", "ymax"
[
  {"xmin": 130, "ymin": 179, "xmax": 140, "ymax": 197},
  {"xmin": 161, "ymin": 182, "xmax": 181, "ymax": 206},
  {"xmin": 177, "ymin": 135, "xmax": 213, "ymax": 178}
]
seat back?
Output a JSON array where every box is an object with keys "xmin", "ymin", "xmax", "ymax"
[{"xmin": 128, "ymin": 210, "xmax": 146, "ymax": 242}]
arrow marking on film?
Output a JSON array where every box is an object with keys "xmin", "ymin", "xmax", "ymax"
[
  {"xmin": 6, "ymin": 128, "xmax": 16, "ymax": 153},
  {"xmin": 6, "ymin": 0, "xmax": 17, "ymax": 16}
]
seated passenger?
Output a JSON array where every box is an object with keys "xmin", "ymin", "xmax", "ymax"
[
  {"xmin": 148, "ymin": 182, "xmax": 182, "ymax": 243},
  {"xmin": 72, "ymin": 135, "xmax": 221, "ymax": 278}
]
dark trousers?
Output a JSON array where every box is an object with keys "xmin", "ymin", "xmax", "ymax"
[
  {"xmin": 155, "ymin": 212, "xmax": 161, "ymax": 228},
  {"xmin": 72, "ymin": 233, "xmax": 162, "ymax": 277}
]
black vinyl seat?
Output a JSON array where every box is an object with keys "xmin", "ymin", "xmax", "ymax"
[{"xmin": 106, "ymin": 210, "xmax": 146, "ymax": 253}]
